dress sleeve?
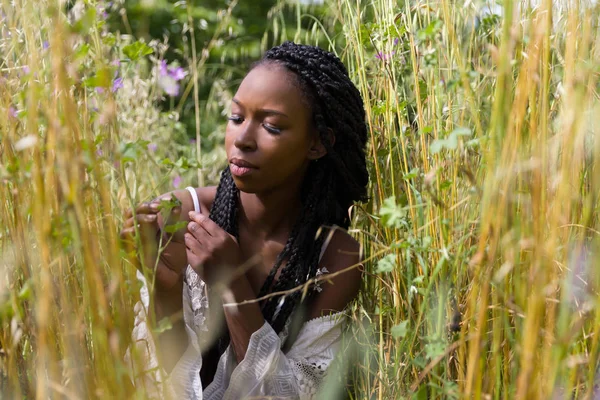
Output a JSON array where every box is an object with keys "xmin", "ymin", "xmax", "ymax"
[
  {"xmin": 126, "ymin": 266, "xmax": 209, "ymax": 400},
  {"xmin": 204, "ymin": 312, "xmax": 345, "ymax": 400},
  {"xmin": 167, "ymin": 265, "xmax": 210, "ymax": 399}
]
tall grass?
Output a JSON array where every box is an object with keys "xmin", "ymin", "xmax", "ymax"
[
  {"xmin": 1, "ymin": 0, "xmax": 600, "ymax": 399},
  {"xmin": 330, "ymin": 0, "xmax": 600, "ymax": 398}
]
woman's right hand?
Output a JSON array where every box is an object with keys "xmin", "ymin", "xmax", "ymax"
[{"xmin": 120, "ymin": 197, "xmax": 186, "ymax": 293}]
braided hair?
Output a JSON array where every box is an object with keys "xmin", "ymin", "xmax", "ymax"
[{"xmin": 210, "ymin": 41, "xmax": 368, "ymax": 335}]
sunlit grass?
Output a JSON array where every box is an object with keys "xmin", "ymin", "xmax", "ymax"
[{"xmin": 2, "ymin": 0, "xmax": 600, "ymax": 399}]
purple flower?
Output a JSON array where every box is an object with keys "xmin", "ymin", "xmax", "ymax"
[
  {"xmin": 112, "ymin": 77, "xmax": 123, "ymax": 92},
  {"xmin": 160, "ymin": 60, "xmax": 168, "ymax": 76},
  {"xmin": 9, "ymin": 107, "xmax": 17, "ymax": 118},
  {"xmin": 158, "ymin": 61, "xmax": 187, "ymax": 97},
  {"xmin": 172, "ymin": 175, "xmax": 182, "ymax": 188},
  {"xmin": 96, "ymin": 147, "xmax": 103, "ymax": 156},
  {"xmin": 147, "ymin": 143, "xmax": 158, "ymax": 152},
  {"xmin": 375, "ymin": 50, "xmax": 396, "ymax": 61},
  {"xmin": 22, "ymin": 65, "xmax": 30, "ymax": 75},
  {"xmin": 159, "ymin": 77, "xmax": 179, "ymax": 96},
  {"xmin": 393, "ymin": 38, "xmax": 399, "ymax": 46},
  {"xmin": 43, "ymin": 41, "xmax": 49, "ymax": 49},
  {"xmin": 111, "ymin": 59, "xmax": 121, "ymax": 67},
  {"xmin": 95, "ymin": 87, "xmax": 105, "ymax": 94},
  {"xmin": 97, "ymin": 5, "xmax": 109, "ymax": 19},
  {"xmin": 169, "ymin": 67, "xmax": 187, "ymax": 81}
]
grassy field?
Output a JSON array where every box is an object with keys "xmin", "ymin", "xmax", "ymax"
[{"xmin": 2, "ymin": 0, "xmax": 600, "ymax": 398}]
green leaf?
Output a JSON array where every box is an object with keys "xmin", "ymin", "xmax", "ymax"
[
  {"xmin": 83, "ymin": 67, "xmax": 112, "ymax": 89},
  {"xmin": 449, "ymin": 127, "xmax": 472, "ymax": 137},
  {"xmin": 412, "ymin": 384, "xmax": 428, "ymax": 400},
  {"xmin": 73, "ymin": 43, "xmax": 91, "ymax": 61},
  {"xmin": 164, "ymin": 221, "xmax": 188, "ymax": 234},
  {"xmin": 390, "ymin": 320, "xmax": 408, "ymax": 339},
  {"xmin": 123, "ymin": 41, "xmax": 153, "ymax": 61},
  {"xmin": 72, "ymin": 7, "xmax": 96, "ymax": 34},
  {"xmin": 119, "ymin": 140, "xmax": 150, "ymax": 162},
  {"xmin": 403, "ymin": 168, "xmax": 420, "ymax": 181},
  {"xmin": 375, "ymin": 254, "xmax": 396, "ymax": 274},
  {"xmin": 18, "ymin": 280, "xmax": 33, "ymax": 301},
  {"xmin": 430, "ymin": 139, "xmax": 446, "ymax": 154},
  {"xmin": 425, "ymin": 341, "xmax": 446, "ymax": 360},
  {"xmin": 422, "ymin": 236, "xmax": 432, "ymax": 248},
  {"xmin": 379, "ymin": 196, "xmax": 407, "ymax": 228},
  {"xmin": 103, "ymin": 34, "xmax": 116, "ymax": 46},
  {"xmin": 157, "ymin": 196, "xmax": 182, "ymax": 213}
]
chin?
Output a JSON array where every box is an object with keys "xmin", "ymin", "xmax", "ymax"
[{"xmin": 231, "ymin": 177, "xmax": 261, "ymax": 194}]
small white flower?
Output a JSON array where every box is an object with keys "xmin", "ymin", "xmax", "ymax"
[{"xmin": 14, "ymin": 135, "xmax": 38, "ymax": 151}]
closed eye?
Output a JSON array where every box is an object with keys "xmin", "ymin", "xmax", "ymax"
[
  {"xmin": 227, "ymin": 115, "xmax": 244, "ymax": 124},
  {"xmin": 262, "ymin": 123, "xmax": 282, "ymax": 134}
]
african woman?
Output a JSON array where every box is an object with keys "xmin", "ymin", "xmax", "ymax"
[{"xmin": 121, "ymin": 41, "xmax": 369, "ymax": 399}]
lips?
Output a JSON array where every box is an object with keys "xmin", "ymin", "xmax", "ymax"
[{"xmin": 229, "ymin": 157, "xmax": 257, "ymax": 177}]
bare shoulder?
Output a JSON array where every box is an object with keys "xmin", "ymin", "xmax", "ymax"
[
  {"xmin": 319, "ymin": 226, "xmax": 362, "ymax": 273},
  {"xmin": 193, "ymin": 186, "xmax": 217, "ymax": 215},
  {"xmin": 307, "ymin": 226, "xmax": 363, "ymax": 320}
]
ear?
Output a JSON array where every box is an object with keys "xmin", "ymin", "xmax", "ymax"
[{"xmin": 308, "ymin": 128, "xmax": 335, "ymax": 161}]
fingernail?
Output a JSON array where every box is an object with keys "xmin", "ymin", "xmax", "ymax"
[
  {"xmin": 188, "ymin": 222, "xmax": 197, "ymax": 231},
  {"xmin": 188, "ymin": 211, "xmax": 196, "ymax": 218}
]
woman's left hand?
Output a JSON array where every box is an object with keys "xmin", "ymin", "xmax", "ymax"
[{"xmin": 184, "ymin": 211, "xmax": 242, "ymax": 283}]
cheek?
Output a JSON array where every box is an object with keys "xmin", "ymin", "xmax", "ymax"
[
  {"xmin": 263, "ymin": 137, "xmax": 310, "ymax": 172},
  {"xmin": 224, "ymin": 126, "xmax": 235, "ymax": 150}
]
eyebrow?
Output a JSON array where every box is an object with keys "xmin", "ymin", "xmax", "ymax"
[{"xmin": 232, "ymin": 98, "xmax": 289, "ymax": 118}]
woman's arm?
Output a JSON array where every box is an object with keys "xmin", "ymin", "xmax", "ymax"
[
  {"xmin": 222, "ymin": 275, "xmax": 265, "ymax": 363},
  {"xmin": 130, "ymin": 187, "xmax": 217, "ymax": 372}
]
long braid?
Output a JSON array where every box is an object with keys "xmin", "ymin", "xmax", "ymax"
[
  {"xmin": 208, "ymin": 42, "xmax": 368, "ymax": 347},
  {"xmin": 209, "ymin": 166, "xmax": 239, "ymax": 236}
]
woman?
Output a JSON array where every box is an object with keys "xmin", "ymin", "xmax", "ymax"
[{"xmin": 121, "ymin": 41, "xmax": 369, "ymax": 399}]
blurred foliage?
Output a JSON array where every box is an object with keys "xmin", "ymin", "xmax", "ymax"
[{"xmin": 106, "ymin": 0, "xmax": 331, "ymax": 153}]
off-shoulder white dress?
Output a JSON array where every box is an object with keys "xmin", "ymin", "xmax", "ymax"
[{"xmin": 127, "ymin": 187, "xmax": 345, "ymax": 399}]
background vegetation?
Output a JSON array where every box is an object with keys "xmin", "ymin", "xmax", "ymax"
[{"xmin": 2, "ymin": 0, "xmax": 600, "ymax": 398}]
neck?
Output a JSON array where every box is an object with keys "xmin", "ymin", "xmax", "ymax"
[{"xmin": 238, "ymin": 185, "xmax": 303, "ymax": 237}]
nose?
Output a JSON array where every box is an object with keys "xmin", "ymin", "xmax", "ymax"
[{"xmin": 233, "ymin": 122, "xmax": 257, "ymax": 152}]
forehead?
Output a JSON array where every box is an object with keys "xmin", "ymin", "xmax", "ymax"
[{"xmin": 234, "ymin": 64, "xmax": 309, "ymax": 114}]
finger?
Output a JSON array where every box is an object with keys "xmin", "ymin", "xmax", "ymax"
[
  {"xmin": 119, "ymin": 227, "xmax": 136, "ymax": 240},
  {"xmin": 188, "ymin": 211, "xmax": 219, "ymax": 236},
  {"xmin": 122, "ymin": 217, "xmax": 134, "ymax": 229},
  {"xmin": 187, "ymin": 220, "xmax": 212, "ymax": 242},
  {"xmin": 183, "ymin": 232, "xmax": 203, "ymax": 252},
  {"xmin": 135, "ymin": 202, "xmax": 155, "ymax": 214},
  {"xmin": 136, "ymin": 214, "xmax": 158, "ymax": 224}
]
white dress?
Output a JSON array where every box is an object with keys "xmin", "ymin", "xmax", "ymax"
[{"xmin": 126, "ymin": 187, "xmax": 345, "ymax": 399}]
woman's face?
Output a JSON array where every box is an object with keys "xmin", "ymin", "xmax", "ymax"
[{"xmin": 225, "ymin": 63, "xmax": 320, "ymax": 194}]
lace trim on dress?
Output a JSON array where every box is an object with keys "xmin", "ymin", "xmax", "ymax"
[{"xmin": 130, "ymin": 265, "xmax": 345, "ymax": 399}]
